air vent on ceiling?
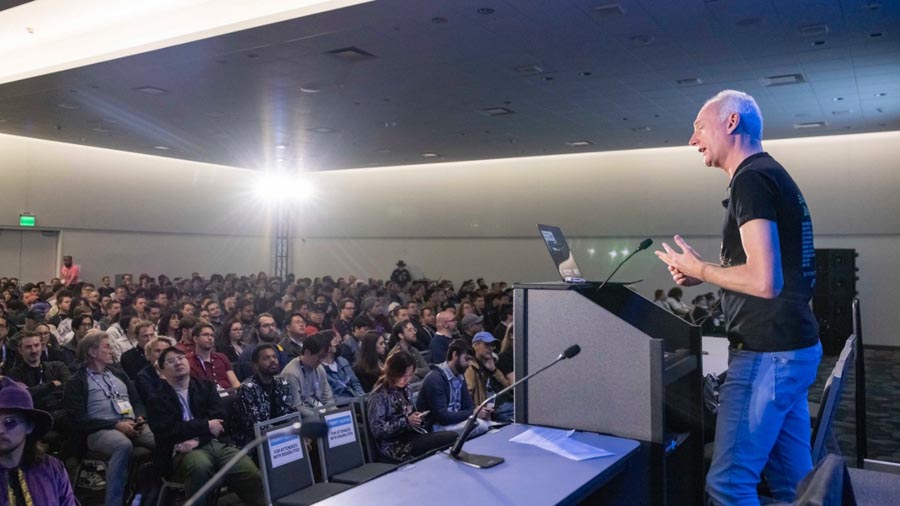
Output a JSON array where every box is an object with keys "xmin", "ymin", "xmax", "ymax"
[
  {"xmin": 793, "ymin": 121, "xmax": 828, "ymax": 129},
  {"xmin": 832, "ymin": 110, "xmax": 852, "ymax": 115},
  {"xmin": 325, "ymin": 47, "xmax": 376, "ymax": 62},
  {"xmin": 799, "ymin": 24, "xmax": 829, "ymax": 37},
  {"xmin": 513, "ymin": 64, "xmax": 544, "ymax": 75},
  {"xmin": 631, "ymin": 126, "xmax": 652, "ymax": 132},
  {"xmin": 481, "ymin": 107, "xmax": 515, "ymax": 117},
  {"xmin": 133, "ymin": 86, "xmax": 169, "ymax": 95},
  {"xmin": 594, "ymin": 3, "xmax": 625, "ymax": 18},
  {"xmin": 677, "ymin": 77, "xmax": 703, "ymax": 86},
  {"xmin": 761, "ymin": 73, "xmax": 806, "ymax": 87},
  {"xmin": 308, "ymin": 127, "xmax": 336, "ymax": 134},
  {"xmin": 565, "ymin": 140, "xmax": 593, "ymax": 147}
]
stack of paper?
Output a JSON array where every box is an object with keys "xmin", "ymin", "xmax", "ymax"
[{"xmin": 509, "ymin": 426, "xmax": 614, "ymax": 461}]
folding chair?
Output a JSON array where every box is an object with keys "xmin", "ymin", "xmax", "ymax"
[
  {"xmin": 317, "ymin": 403, "xmax": 396, "ymax": 485},
  {"xmin": 255, "ymin": 412, "xmax": 352, "ymax": 506},
  {"xmin": 811, "ymin": 334, "xmax": 856, "ymax": 465}
]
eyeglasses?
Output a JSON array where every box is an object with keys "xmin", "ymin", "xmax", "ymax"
[
  {"xmin": 164, "ymin": 355, "xmax": 187, "ymax": 366},
  {"xmin": 1, "ymin": 416, "xmax": 25, "ymax": 431},
  {"xmin": 230, "ymin": 327, "xmax": 242, "ymax": 333}
]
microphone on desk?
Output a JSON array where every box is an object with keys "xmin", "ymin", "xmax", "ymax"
[
  {"xmin": 595, "ymin": 238, "xmax": 653, "ymax": 293},
  {"xmin": 184, "ymin": 419, "xmax": 327, "ymax": 506},
  {"xmin": 449, "ymin": 344, "xmax": 582, "ymax": 469}
]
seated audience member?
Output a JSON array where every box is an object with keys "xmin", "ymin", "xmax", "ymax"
[
  {"xmin": 189, "ymin": 323, "xmax": 240, "ymax": 391},
  {"xmin": 0, "ymin": 376, "xmax": 77, "ymax": 505},
  {"xmin": 458, "ymin": 313, "xmax": 484, "ymax": 344},
  {"xmin": 338, "ymin": 315, "xmax": 371, "ymax": 365},
  {"xmin": 428, "ymin": 310, "xmax": 456, "ymax": 365},
  {"xmin": 237, "ymin": 313, "xmax": 287, "ymax": 381},
  {"xmin": 174, "ymin": 316, "xmax": 198, "ymax": 355},
  {"xmin": 109, "ymin": 313, "xmax": 139, "ymax": 362},
  {"xmin": 666, "ymin": 287, "xmax": 691, "ymax": 318},
  {"xmin": 415, "ymin": 306, "xmax": 436, "ymax": 351},
  {"xmin": 99, "ymin": 300, "xmax": 122, "ymax": 331},
  {"xmin": 280, "ymin": 332, "xmax": 333, "ymax": 417},
  {"xmin": 62, "ymin": 330, "xmax": 155, "ymax": 506},
  {"xmin": 492, "ymin": 305, "xmax": 513, "ymax": 347},
  {"xmin": 0, "ymin": 313, "xmax": 18, "ymax": 374},
  {"xmin": 158, "ymin": 309, "xmax": 181, "ymax": 340},
  {"xmin": 135, "ymin": 336, "xmax": 176, "ymax": 405},
  {"xmin": 48, "ymin": 290, "xmax": 73, "ymax": 328},
  {"xmin": 233, "ymin": 343, "xmax": 296, "ymax": 449},
  {"xmin": 120, "ymin": 320, "xmax": 156, "ymax": 380},
  {"xmin": 332, "ymin": 298, "xmax": 356, "ymax": 341},
  {"xmin": 465, "ymin": 332, "xmax": 512, "ymax": 422},
  {"xmin": 204, "ymin": 300, "xmax": 223, "ymax": 330},
  {"xmin": 279, "ymin": 311, "xmax": 307, "ymax": 359},
  {"xmin": 321, "ymin": 330, "xmax": 365, "ymax": 400},
  {"xmin": 388, "ymin": 303, "xmax": 410, "ymax": 329},
  {"xmin": 148, "ymin": 347, "xmax": 265, "ymax": 506},
  {"xmin": 416, "ymin": 340, "xmax": 490, "ymax": 437},
  {"xmin": 59, "ymin": 306, "xmax": 98, "ymax": 345},
  {"xmin": 305, "ymin": 305, "xmax": 325, "ymax": 336},
  {"xmin": 36, "ymin": 323, "xmax": 68, "ymax": 364},
  {"xmin": 59, "ymin": 313, "xmax": 95, "ymax": 370},
  {"xmin": 7, "ymin": 331, "xmax": 72, "ymax": 435},
  {"xmin": 367, "ymin": 350, "xmax": 456, "ymax": 462},
  {"xmin": 353, "ymin": 331, "xmax": 386, "ymax": 393},
  {"xmin": 388, "ymin": 320, "xmax": 429, "ymax": 380},
  {"xmin": 496, "ymin": 324, "xmax": 515, "ymax": 383},
  {"xmin": 216, "ymin": 317, "xmax": 245, "ymax": 367},
  {"xmin": 360, "ymin": 297, "xmax": 390, "ymax": 335}
]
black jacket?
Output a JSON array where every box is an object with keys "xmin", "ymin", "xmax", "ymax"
[
  {"xmin": 62, "ymin": 365, "xmax": 146, "ymax": 454},
  {"xmin": 7, "ymin": 360, "xmax": 71, "ymax": 411},
  {"xmin": 147, "ymin": 377, "xmax": 224, "ymax": 477}
]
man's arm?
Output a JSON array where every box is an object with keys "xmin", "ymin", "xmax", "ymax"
[{"xmin": 655, "ymin": 220, "xmax": 783, "ymax": 299}]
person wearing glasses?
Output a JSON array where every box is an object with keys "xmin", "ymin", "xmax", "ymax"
[
  {"xmin": 62, "ymin": 330, "xmax": 155, "ymax": 506},
  {"xmin": 0, "ymin": 376, "xmax": 77, "ymax": 505},
  {"xmin": 216, "ymin": 317, "xmax": 245, "ymax": 368},
  {"xmin": 189, "ymin": 323, "xmax": 240, "ymax": 392}
]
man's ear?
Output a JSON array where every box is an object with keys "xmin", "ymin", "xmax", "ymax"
[{"xmin": 726, "ymin": 112, "xmax": 741, "ymax": 135}]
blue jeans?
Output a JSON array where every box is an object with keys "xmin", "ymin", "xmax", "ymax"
[{"xmin": 707, "ymin": 341, "xmax": 822, "ymax": 506}]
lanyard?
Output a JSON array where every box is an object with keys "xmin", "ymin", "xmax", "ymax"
[
  {"xmin": 88, "ymin": 370, "xmax": 120, "ymax": 399},
  {"xmin": 302, "ymin": 367, "xmax": 320, "ymax": 403}
]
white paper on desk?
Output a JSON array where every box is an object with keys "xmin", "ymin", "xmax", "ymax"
[{"xmin": 509, "ymin": 427, "xmax": 614, "ymax": 461}]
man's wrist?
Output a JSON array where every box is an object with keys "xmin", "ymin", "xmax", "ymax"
[{"xmin": 699, "ymin": 263, "xmax": 709, "ymax": 282}]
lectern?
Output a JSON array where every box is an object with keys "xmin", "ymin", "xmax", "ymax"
[{"xmin": 514, "ymin": 282, "xmax": 705, "ymax": 505}]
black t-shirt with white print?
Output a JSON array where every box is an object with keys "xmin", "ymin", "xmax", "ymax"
[{"xmin": 720, "ymin": 152, "xmax": 819, "ymax": 351}]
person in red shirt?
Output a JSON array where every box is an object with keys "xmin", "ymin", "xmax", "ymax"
[
  {"xmin": 60, "ymin": 256, "xmax": 80, "ymax": 286},
  {"xmin": 189, "ymin": 323, "xmax": 240, "ymax": 391}
]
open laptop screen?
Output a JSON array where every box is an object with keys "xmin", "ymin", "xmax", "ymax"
[{"xmin": 538, "ymin": 224, "xmax": 583, "ymax": 282}]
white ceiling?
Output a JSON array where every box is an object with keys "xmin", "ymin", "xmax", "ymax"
[{"xmin": 0, "ymin": 0, "xmax": 897, "ymax": 171}]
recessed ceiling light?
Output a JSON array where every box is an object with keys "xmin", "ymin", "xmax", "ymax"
[
  {"xmin": 275, "ymin": 144, "xmax": 287, "ymax": 150},
  {"xmin": 832, "ymin": 110, "xmax": 851, "ymax": 115},
  {"xmin": 593, "ymin": 3, "xmax": 625, "ymax": 18},
  {"xmin": 874, "ymin": 92, "xmax": 887, "ymax": 97},
  {"xmin": 630, "ymin": 34, "xmax": 654, "ymax": 46},
  {"xmin": 799, "ymin": 24, "xmax": 829, "ymax": 37},
  {"xmin": 542, "ymin": 76, "xmax": 554, "ymax": 81},
  {"xmin": 421, "ymin": 152, "xmax": 441, "ymax": 158},
  {"xmin": 431, "ymin": 16, "xmax": 448, "ymax": 24},
  {"xmin": 677, "ymin": 77, "xmax": 703, "ymax": 86},
  {"xmin": 153, "ymin": 145, "xmax": 170, "ymax": 150},
  {"xmin": 481, "ymin": 107, "xmax": 515, "ymax": 116},
  {"xmin": 299, "ymin": 86, "xmax": 320, "ymax": 93},
  {"xmin": 867, "ymin": 2, "xmax": 881, "ymax": 11},
  {"xmin": 133, "ymin": 86, "xmax": 169, "ymax": 95},
  {"xmin": 811, "ymin": 40, "xmax": 827, "ymax": 47},
  {"xmin": 869, "ymin": 32, "xmax": 884, "ymax": 38},
  {"xmin": 57, "ymin": 103, "xmax": 79, "ymax": 110},
  {"xmin": 565, "ymin": 140, "xmax": 593, "ymax": 147},
  {"xmin": 761, "ymin": 73, "xmax": 806, "ymax": 87},
  {"xmin": 513, "ymin": 64, "xmax": 544, "ymax": 75},
  {"xmin": 325, "ymin": 47, "xmax": 376, "ymax": 62},
  {"xmin": 793, "ymin": 121, "xmax": 828, "ymax": 129},
  {"xmin": 833, "ymin": 97, "xmax": 844, "ymax": 101},
  {"xmin": 308, "ymin": 127, "xmax": 336, "ymax": 134},
  {"xmin": 476, "ymin": 7, "xmax": 495, "ymax": 15},
  {"xmin": 580, "ymin": 71, "xmax": 592, "ymax": 76},
  {"xmin": 631, "ymin": 126, "xmax": 652, "ymax": 132},
  {"xmin": 736, "ymin": 18, "xmax": 761, "ymax": 27}
]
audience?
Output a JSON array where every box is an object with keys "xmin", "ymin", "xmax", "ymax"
[
  {"xmin": 416, "ymin": 340, "xmax": 490, "ymax": 437},
  {"xmin": 62, "ymin": 330, "xmax": 155, "ymax": 506},
  {"xmin": 428, "ymin": 310, "xmax": 456, "ymax": 365},
  {"xmin": 120, "ymin": 320, "xmax": 155, "ymax": 380},
  {"xmin": 279, "ymin": 311, "xmax": 307, "ymax": 359},
  {"xmin": 8, "ymin": 331, "xmax": 72, "ymax": 438},
  {"xmin": 280, "ymin": 331, "xmax": 333, "ymax": 417},
  {"xmin": 388, "ymin": 319, "xmax": 429, "ymax": 380},
  {"xmin": 135, "ymin": 336, "xmax": 176, "ymax": 405},
  {"xmin": 354, "ymin": 331, "xmax": 386, "ymax": 393},
  {"xmin": 148, "ymin": 347, "xmax": 265, "ymax": 505},
  {"xmin": 366, "ymin": 350, "xmax": 456, "ymax": 461},
  {"xmin": 216, "ymin": 317, "xmax": 245, "ymax": 367},
  {"xmin": 332, "ymin": 298, "xmax": 356, "ymax": 341},
  {"xmin": 322, "ymin": 330, "xmax": 366, "ymax": 400},
  {"xmin": 465, "ymin": 331, "xmax": 513, "ymax": 422},
  {"xmin": 0, "ymin": 313, "xmax": 16, "ymax": 374},
  {"xmin": 457, "ymin": 313, "xmax": 484, "ymax": 344},
  {"xmin": 496, "ymin": 324, "xmax": 515, "ymax": 383},
  {"xmin": 237, "ymin": 313, "xmax": 287, "ymax": 381},
  {"xmin": 189, "ymin": 323, "xmax": 240, "ymax": 391},
  {"xmin": 233, "ymin": 343, "xmax": 296, "ymax": 449},
  {"xmin": 338, "ymin": 315, "xmax": 371, "ymax": 365}
]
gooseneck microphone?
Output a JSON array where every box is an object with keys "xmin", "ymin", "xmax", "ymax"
[
  {"xmin": 596, "ymin": 238, "xmax": 653, "ymax": 292},
  {"xmin": 448, "ymin": 344, "xmax": 581, "ymax": 469}
]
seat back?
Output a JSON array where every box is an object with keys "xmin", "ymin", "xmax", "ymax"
[
  {"xmin": 254, "ymin": 412, "xmax": 313, "ymax": 504},
  {"xmin": 318, "ymin": 404, "xmax": 367, "ymax": 479},
  {"xmin": 812, "ymin": 335, "xmax": 856, "ymax": 465}
]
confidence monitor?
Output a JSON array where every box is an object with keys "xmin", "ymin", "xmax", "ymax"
[{"xmin": 538, "ymin": 224, "xmax": 585, "ymax": 283}]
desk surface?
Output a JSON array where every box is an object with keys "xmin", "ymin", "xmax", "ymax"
[{"xmin": 315, "ymin": 424, "xmax": 640, "ymax": 506}]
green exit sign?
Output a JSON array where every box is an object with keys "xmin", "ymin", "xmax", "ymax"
[{"xmin": 19, "ymin": 214, "xmax": 35, "ymax": 227}]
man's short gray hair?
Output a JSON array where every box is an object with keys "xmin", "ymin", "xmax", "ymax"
[{"xmin": 704, "ymin": 90, "xmax": 763, "ymax": 140}]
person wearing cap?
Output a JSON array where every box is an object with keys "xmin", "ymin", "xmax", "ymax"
[
  {"xmin": 465, "ymin": 331, "xmax": 513, "ymax": 422},
  {"xmin": 390, "ymin": 260, "xmax": 411, "ymax": 288},
  {"xmin": 458, "ymin": 313, "xmax": 484, "ymax": 345},
  {"xmin": 388, "ymin": 303, "xmax": 410, "ymax": 331},
  {"xmin": 360, "ymin": 296, "xmax": 390, "ymax": 336},
  {"xmin": 0, "ymin": 377, "xmax": 77, "ymax": 505}
]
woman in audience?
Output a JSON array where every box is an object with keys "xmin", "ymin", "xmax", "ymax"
[
  {"xmin": 158, "ymin": 309, "xmax": 181, "ymax": 339},
  {"xmin": 457, "ymin": 301, "xmax": 475, "ymax": 324},
  {"xmin": 216, "ymin": 317, "xmax": 245, "ymax": 366},
  {"xmin": 496, "ymin": 323, "xmax": 515, "ymax": 383},
  {"xmin": 354, "ymin": 331, "xmax": 386, "ymax": 392},
  {"xmin": 367, "ymin": 350, "xmax": 457, "ymax": 461}
]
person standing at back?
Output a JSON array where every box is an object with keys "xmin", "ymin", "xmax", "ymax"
[{"xmin": 655, "ymin": 89, "xmax": 820, "ymax": 506}]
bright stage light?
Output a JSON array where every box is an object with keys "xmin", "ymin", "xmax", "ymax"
[
  {"xmin": 609, "ymin": 250, "xmax": 618, "ymax": 259},
  {"xmin": 253, "ymin": 172, "xmax": 315, "ymax": 204},
  {"xmin": 620, "ymin": 248, "xmax": 630, "ymax": 256}
]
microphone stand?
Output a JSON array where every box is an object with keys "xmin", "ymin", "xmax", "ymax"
[
  {"xmin": 595, "ymin": 238, "xmax": 653, "ymax": 293},
  {"xmin": 448, "ymin": 345, "xmax": 580, "ymax": 469},
  {"xmin": 183, "ymin": 422, "xmax": 302, "ymax": 506}
]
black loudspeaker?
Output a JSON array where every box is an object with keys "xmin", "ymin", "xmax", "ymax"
[{"xmin": 813, "ymin": 249, "xmax": 858, "ymax": 355}]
